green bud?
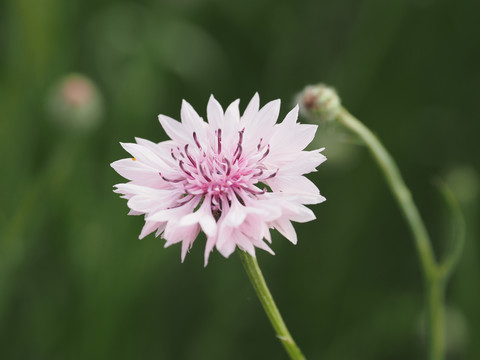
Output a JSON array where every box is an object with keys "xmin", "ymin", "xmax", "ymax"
[{"xmin": 297, "ymin": 84, "xmax": 341, "ymax": 122}]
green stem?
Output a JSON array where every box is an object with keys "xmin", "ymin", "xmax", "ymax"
[
  {"xmin": 238, "ymin": 250, "xmax": 306, "ymax": 360},
  {"xmin": 427, "ymin": 275, "xmax": 446, "ymax": 360},
  {"xmin": 335, "ymin": 107, "xmax": 437, "ymax": 278},
  {"xmin": 334, "ymin": 107, "xmax": 449, "ymax": 360}
]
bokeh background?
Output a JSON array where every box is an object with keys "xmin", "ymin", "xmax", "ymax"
[{"xmin": 1, "ymin": 0, "xmax": 479, "ymax": 359}]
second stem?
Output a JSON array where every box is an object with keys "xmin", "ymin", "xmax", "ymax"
[{"xmin": 335, "ymin": 107, "xmax": 445, "ymax": 360}]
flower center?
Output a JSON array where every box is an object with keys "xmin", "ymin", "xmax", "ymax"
[{"xmin": 160, "ymin": 128, "xmax": 278, "ymax": 211}]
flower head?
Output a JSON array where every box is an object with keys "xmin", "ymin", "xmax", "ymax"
[{"xmin": 111, "ymin": 94, "xmax": 326, "ymax": 265}]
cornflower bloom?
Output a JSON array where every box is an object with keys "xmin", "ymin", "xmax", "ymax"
[{"xmin": 112, "ymin": 94, "xmax": 326, "ymax": 265}]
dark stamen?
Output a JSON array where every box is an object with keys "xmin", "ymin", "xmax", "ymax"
[
  {"xmin": 177, "ymin": 147, "xmax": 185, "ymax": 158},
  {"xmin": 233, "ymin": 129, "xmax": 245, "ymax": 158},
  {"xmin": 239, "ymin": 128, "xmax": 245, "ymax": 144},
  {"xmin": 171, "ymin": 148, "xmax": 177, "ymax": 160},
  {"xmin": 193, "ymin": 132, "xmax": 201, "ymax": 149},
  {"xmin": 225, "ymin": 158, "xmax": 231, "ymax": 176},
  {"xmin": 184, "ymin": 144, "xmax": 196, "ymax": 167},
  {"xmin": 200, "ymin": 164, "xmax": 212, "ymax": 182},
  {"xmin": 217, "ymin": 128, "xmax": 222, "ymax": 154},
  {"xmin": 234, "ymin": 144, "xmax": 243, "ymax": 164},
  {"xmin": 259, "ymin": 144, "xmax": 270, "ymax": 161},
  {"xmin": 234, "ymin": 191, "xmax": 246, "ymax": 206},
  {"xmin": 264, "ymin": 168, "xmax": 279, "ymax": 180},
  {"xmin": 179, "ymin": 160, "xmax": 193, "ymax": 178},
  {"xmin": 257, "ymin": 138, "xmax": 263, "ymax": 151},
  {"xmin": 159, "ymin": 172, "xmax": 184, "ymax": 183}
]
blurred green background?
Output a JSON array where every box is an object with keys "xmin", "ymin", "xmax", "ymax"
[{"xmin": 1, "ymin": 0, "xmax": 479, "ymax": 359}]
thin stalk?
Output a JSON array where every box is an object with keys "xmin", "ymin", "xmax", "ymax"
[
  {"xmin": 427, "ymin": 275, "xmax": 446, "ymax": 360},
  {"xmin": 335, "ymin": 107, "xmax": 438, "ymax": 278},
  {"xmin": 334, "ymin": 107, "xmax": 451, "ymax": 360},
  {"xmin": 238, "ymin": 250, "xmax": 306, "ymax": 360}
]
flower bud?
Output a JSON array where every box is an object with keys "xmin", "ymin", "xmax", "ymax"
[
  {"xmin": 297, "ymin": 84, "xmax": 341, "ymax": 122},
  {"xmin": 46, "ymin": 74, "xmax": 104, "ymax": 131}
]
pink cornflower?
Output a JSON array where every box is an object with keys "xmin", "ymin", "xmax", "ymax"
[{"xmin": 111, "ymin": 94, "xmax": 326, "ymax": 265}]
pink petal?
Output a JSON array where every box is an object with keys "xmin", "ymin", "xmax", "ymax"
[
  {"xmin": 158, "ymin": 114, "xmax": 191, "ymax": 144},
  {"xmin": 272, "ymin": 218, "xmax": 297, "ymax": 245},
  {"xmin": 241, "ymin": 93, "xmax": 260, "ymax": 124},
  {"xmin": 207, "ymin": 95, "xmax": 224, "ymax": 129}
]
